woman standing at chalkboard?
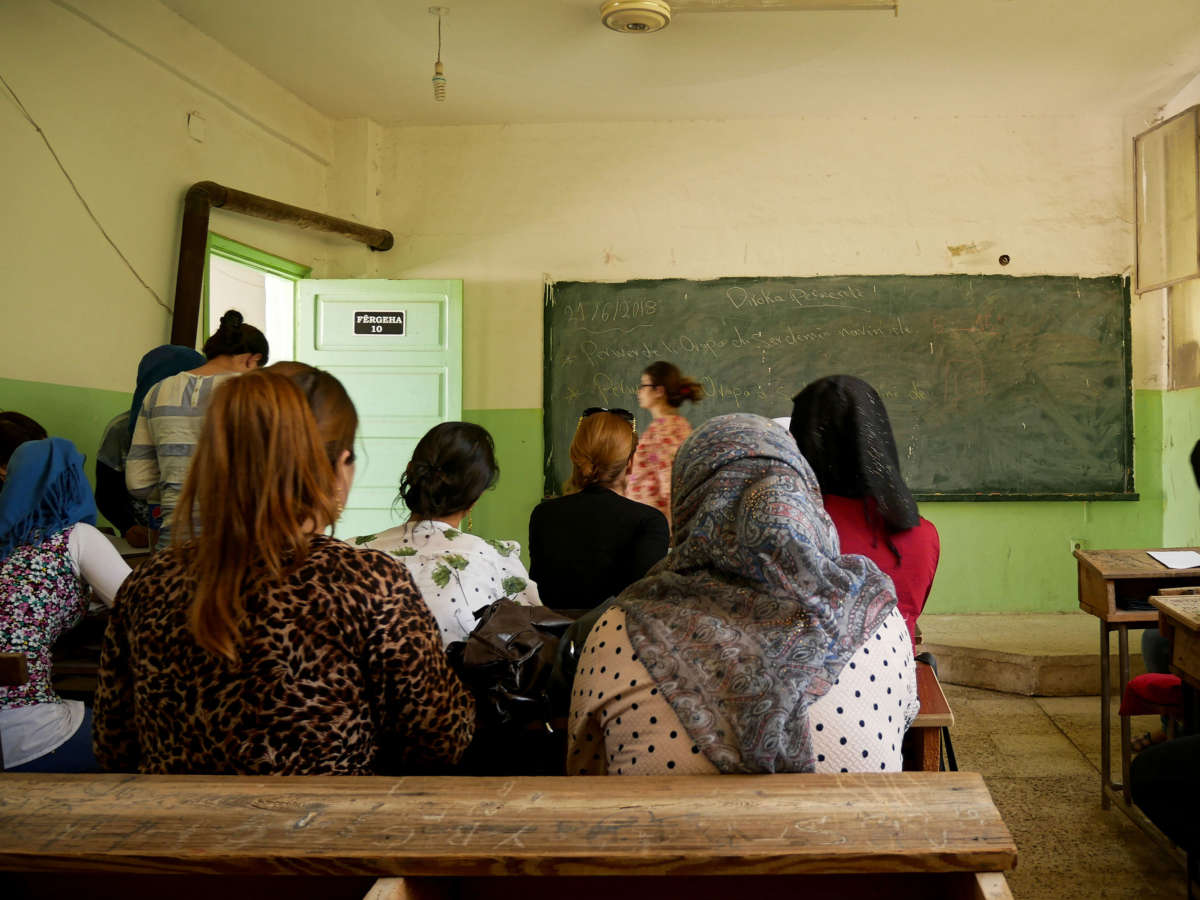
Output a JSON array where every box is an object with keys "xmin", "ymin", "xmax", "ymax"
[
  {"xmin": 789, "ymin": 375, "xmax": 939, "ymax": 649},
  {"xmin": 628, "ymin": 361, "xmax": 704, "ymax": 528}
]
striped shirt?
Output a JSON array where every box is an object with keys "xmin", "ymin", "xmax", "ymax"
[{"xmin": 125, "ymin": 371, "xmax": 236, "ymax": 548}]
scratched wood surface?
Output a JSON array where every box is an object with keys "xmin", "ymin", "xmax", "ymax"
[
  {"xmin": 1152, "ymin": 595, "xmax": 1200, "ymax": 632},
  {"xmin": 0, "ymin": 773, "xmax": 1015, "ymax": 878},
  {"xmin": 1075, "ymin": 548, "xmax": 1200, "ymax": 580}
]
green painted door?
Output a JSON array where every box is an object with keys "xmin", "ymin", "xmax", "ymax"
[{"xmin": 295, "ymin": 279, "xmax": 462, "ymax": 540}]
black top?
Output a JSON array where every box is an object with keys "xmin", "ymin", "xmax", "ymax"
[{"xmin": 528, "ymin": 486, "xmax": 669, "ymax": 614}]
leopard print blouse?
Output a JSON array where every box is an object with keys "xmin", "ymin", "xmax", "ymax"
[{"xmin": 93, "ymin": 535, "xmax": 475, "ymax": 775}]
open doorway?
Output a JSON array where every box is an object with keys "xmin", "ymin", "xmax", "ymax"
[{"xmin": 204, "ymin": 234, "xmax": 311, "ymax": 360}]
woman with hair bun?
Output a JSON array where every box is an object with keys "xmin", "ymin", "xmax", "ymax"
[
  {"xmin": 627, "ymin": 360, "xmax": 705, "ymax": 527},
  {"xmin": 126, "ymin": 310, "xmax": 268, "ymax": 549},
  {"xmin": 529, "ymin": 410, "xmax": 668, "ymax": 617},
  {"xmin": 357, "ymin": 422, "xmax": 540, "ymax": 646},
  {"xmin": 95, "ymin": 369, "xmax": 473, "ymax": 775}
]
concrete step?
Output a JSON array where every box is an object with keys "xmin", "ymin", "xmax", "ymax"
[{"xmin": 916, "ymin": 612, "xmax": 1150, "ymax": 696}]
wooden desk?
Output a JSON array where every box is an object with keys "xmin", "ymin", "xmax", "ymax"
[
  {"xmin": 1075, "ymin": 548, "xmax": 1200, "ymax": 808},
  {"xmin": 1150, "ymin": 593, "xmax": 1200, "ymax": 731},
  {"xmin": 902, "ymin": 661, "xmax": 954, "ymax": 772},
  {"xmin": 0, "ymin": 773, "xmax": 1016, "ymax": 900}
]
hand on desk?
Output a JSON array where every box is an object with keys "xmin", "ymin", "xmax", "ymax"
[{"xmin": 123, "ymin": 525, "xmax": 150, "ymax": 548}]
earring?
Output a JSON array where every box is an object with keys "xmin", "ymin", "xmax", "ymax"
[{"xmin": 467, "ymin": 510, "xmax": 473, "ymax": 532}]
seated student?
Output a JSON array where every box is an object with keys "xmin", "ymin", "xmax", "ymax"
[
  {"xmin": 126, "ymin": 310, "xmax": 268, "ymax": 550},
  {"xmin": 1, "ymin": 438, "xmax": 130, "ymax": 771},
  {"xmin": 568, "ymin": 414, "xmax": 917, "ymax": 775},
  {"xmin": 1135, "ymin": 437, "xmax": 1200, "ymax": 752},
  {"xmin": 94, "ymin": 369, "xmax": 474, "ymax": 774},
  {"xmin": 0, "ymin": 411, "xmax": 48, "ymax": 488},
  {"xmin": 789, "ymin": 375, "xmax": 940, "ymax": 648},
  {"xmin": 357, "ymin": 421, "xmax": 540, "ymax": 647},
  {"xmin": 95, "ymin": 345, "xmax": 206, "ymax": 549},
  {"xmin": 529, "ymin": 409, "xmax": 669, "ymax": 617}
]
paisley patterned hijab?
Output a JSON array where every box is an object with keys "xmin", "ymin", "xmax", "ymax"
[{"xmin": 620, "ymin": 414, "xmax": 897, "ymax": 774}]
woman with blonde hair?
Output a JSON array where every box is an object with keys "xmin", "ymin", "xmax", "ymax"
[
  {"xmin": 627, "ymin": 360, "xmax": 704, "ymax": 527},
  {"xmin": 94, "ymin": 368, "xmax": 474, "ymax": 774},
  {"xmin": 528, "ymin": 409, "xmax": 668, "ymax": 617}
]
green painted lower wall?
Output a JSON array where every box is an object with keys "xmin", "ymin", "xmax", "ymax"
[
  {"xmin": 6, "ymin": 377, "xmax": 1198, "ymax": 613},
  {"xmin": 0, "ymin": 376, "xmax": 131, "ymax": 512},
  {"xmin": 1162, "ymin": 386, "xmax": 1200, "ymax": 547},
  {"xmin": 462, "ymin": 407, "xmax": 543, "ymax": 567}
]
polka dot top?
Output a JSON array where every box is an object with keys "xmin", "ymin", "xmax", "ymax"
[{"xmin": 568, "ymin": 606, "xmax": 918, "ymax": 775}]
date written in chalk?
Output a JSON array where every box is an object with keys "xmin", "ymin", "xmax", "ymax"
[{"xmin": 355, "ymin": 311, "xmax": 406, "ymax": 335}]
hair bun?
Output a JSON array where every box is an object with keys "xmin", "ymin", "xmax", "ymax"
[{"xmin": 219, "ymin": 310, "xmax": 244, "ymax": 331}]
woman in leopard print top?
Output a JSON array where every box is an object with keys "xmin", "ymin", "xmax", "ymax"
[{"xmin": 94, "ymin": 367, "xmax": 474, "ymax": 774}]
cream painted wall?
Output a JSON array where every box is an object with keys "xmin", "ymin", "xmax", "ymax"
[
  {"xmin": 0, "ymin": 0, "xmax": 341, "ymax": 393},
  {"xmin": 368, "ymin": 116, "xmax": 1133, "ymax": 409}
]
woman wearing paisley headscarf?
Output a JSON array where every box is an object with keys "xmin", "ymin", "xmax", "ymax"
[
  {"xmin": 0, "ymin": 439, "xmax": 130, "ymax": 771},
  {"xmin": 789, "ymin": 375, "xmax": 940, "ymax": 648},
  {"xmin": 567, "ymin": 414, "xmax": 917, "ymax": 775}
]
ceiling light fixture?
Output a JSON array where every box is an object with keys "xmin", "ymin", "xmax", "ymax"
[
  {"xmin": 600, "ymin": 0, "xmax": 898, "ymax": 34},
  {"xmin": 430, "ymin": 6, "xmax": 448, "ymax": 101},
  {"xmin": 600, "ymin": 1, "xmax": 672, "ymax": 33}
]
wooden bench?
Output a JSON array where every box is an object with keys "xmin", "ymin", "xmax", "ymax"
[
  {"xmin": 903, "ymin": 660, "xmax": 954, "ymax": 772},
  {"xmin": 0, "ymin": 772, "xmax": 1015, "ymax": 899}
]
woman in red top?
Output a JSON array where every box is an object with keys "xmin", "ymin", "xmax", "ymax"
[{"xmin": 789, "ymin": 375, "xmax": 939, "ymax": 648}]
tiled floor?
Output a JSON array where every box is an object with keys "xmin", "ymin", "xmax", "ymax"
[{"xmin": 945, "ymin": 683, "xmax": 1186, "ymax": 898}]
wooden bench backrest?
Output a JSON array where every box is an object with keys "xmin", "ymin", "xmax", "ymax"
[{"xmin": 0, "ymin": 772, "xmax": 1015, "ymax": 877}]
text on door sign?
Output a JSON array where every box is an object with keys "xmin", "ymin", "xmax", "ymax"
[{"xmin": 354, "ymin": 311, "xmax": 405, "ymax": 335}]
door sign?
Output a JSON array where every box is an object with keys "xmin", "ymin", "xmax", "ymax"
[{"xmin": 354, "ymin": 311, "xmax": 406, "ymax": 335}]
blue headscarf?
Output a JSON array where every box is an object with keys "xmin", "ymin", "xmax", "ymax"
[
  {"xmin": 127, "ymin": 345, "xmax": 206, "ymax": 438},
  {"xmin": 0, "ymin": 438, "xmax": 97, "ymax": 563},
  {"xmin": 619, "ymin": 414, "xmax": 897, "ymax": 774}
]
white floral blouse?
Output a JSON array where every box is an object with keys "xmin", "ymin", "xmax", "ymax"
[{"xmin": 355, "ymin": 520, "xmax": 541, "ymax": 646}]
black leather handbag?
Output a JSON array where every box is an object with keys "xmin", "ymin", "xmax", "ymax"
[{"xmin": 447, "ymin": 600, "xmax": 575, "ymax": 774}]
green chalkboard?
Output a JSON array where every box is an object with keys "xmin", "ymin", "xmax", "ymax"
[{"xmin": 543, "ymin": 275, "xmax": 1133, "ymax": 501}]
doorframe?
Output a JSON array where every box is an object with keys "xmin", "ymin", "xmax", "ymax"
[{"xmin": 201, "ymin": 234, "xmax": 312, "ymax": 351}]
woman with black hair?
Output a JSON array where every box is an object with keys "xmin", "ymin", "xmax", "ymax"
[
  {"xmin": 126, "ymin": 311, "xmax": 267, "ymax": 550},
  {"xmin": 789, "ymin": 375, "xmax": 939, "ymax": 648},
  {"xmin": 357, "ymin": 422, "xmax": 540, "ymax": 646}
]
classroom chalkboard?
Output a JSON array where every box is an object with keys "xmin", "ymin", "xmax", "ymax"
[{"xmin": 543, "ymin": 275, "xmax": 1133, "ymax": 500}]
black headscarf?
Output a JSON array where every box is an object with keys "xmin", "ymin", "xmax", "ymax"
[{"xmin": 789, "ymin": 375, "xmax": 920, "ymax": 560}]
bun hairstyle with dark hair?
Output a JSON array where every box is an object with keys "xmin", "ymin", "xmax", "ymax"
[
  {"xmin": 566, "ymin": 411, "xmax": 636, "ymax": 494},
  {"xmin": 203, "ymin": 309, "xmax": 270, "ymax": 365},
  {"xmin": 644, "ymin": 360, "xmax": 705, "ymax": 408},
  {"xmin": 400, "ymin": 422, "xmax": 499, "ymax": 519}
]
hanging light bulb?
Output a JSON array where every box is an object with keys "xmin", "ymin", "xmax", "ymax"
[{"xmin": 430, "ymin": 7, "xmax": 448, "ymax": 102}]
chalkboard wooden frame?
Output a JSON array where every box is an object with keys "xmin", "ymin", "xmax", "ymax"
[{"xmin": 543, "ymin": 276, "xmax": 1135, "ymax": 502}]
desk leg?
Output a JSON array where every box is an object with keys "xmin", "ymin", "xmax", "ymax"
[
  {"xmin": 1118, "ymin": 624, "xmax": 1133, "ymax": 805},
  {"xmin": 1100, "ymin": 620, "xmax": 1111, "ymax": 809}
]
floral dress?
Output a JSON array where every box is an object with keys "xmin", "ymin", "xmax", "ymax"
[
  {"xmin": 0, "ymin": 528, "xmax": 87, "ymax": 768},
  {"xmin": 356, "ymin": 520, "xmax": 541, "ymax": 646},
  {"xmin": 627, "ymin": 414, "xmax": 693, "ymax": 526}
]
